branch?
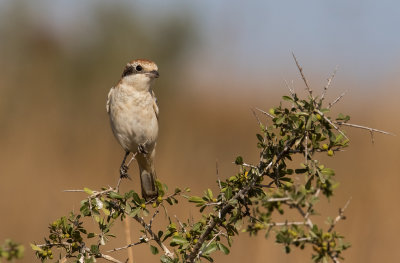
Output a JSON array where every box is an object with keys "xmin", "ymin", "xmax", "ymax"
[
  {"xmin": 328, "ymin": 198, "xmax": 351, "ymax": 233},
  {"xmin": 292, "ymin": 53, "xmax": 312, "ymax": 96},
  {"xmin": 334, "ymin": 121, "xmax": 395, "ymax": 136},
  {"xmin": 267, "ymin": 221, "xmax": 307, "ymax": 227},
  {"xmin": 315, "ymin": 109, "xmax": 349, "ymax": 140},
  {"xmin": 328, "ymin": 90, "xmax": 347, "ymax": 109},
  {"xmin": 321, "ymin": 67, "xmax": 338, "ymax": 101},
  {"xmin": 132, "ymin": 215, "xmax": 174, "ymax": 258},
  {"xmin": 255, "ymin": 107, "xmax": 274, "ymax": 119},
  {"xmin": 106, "ymin": 239, "xmax": 148, "ymax": 253},
  {"xmin": 186, "ymin": 141, "xmax": 295, "ymax": 262}
]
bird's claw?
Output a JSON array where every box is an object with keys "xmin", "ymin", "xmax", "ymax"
[
  {"xmin": 138, "ymin": 144, "xmax": 148, "ymax": 154},
  {"xmin": 119, "ymin": 165, "xmax": 131, "ymax": 180}
]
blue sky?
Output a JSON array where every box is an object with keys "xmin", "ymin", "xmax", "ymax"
[{"xmin": 2, "ymin": 0, "xmax": 400, "ymax": 91}]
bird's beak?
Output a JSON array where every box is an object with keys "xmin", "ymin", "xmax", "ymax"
[{"xmin": 147, "ymin": 70, "xmax": 159, "ymax": 79}]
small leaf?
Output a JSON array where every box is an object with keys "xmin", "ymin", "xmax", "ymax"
[
  {"xmin": 150, "ymin": 245, "xmax": 159, "ymax": 255},
  {"xmin": 129, "ymin": 207, "xmax": 141, "ymax": 217},
  {"xmin": 132, "ymin": 192, "xmax": 141, "ymax": 204},
  {"xmin": 170, "ymin": 236, "xmax": 188, "ymax": 246},
  {"xmin": 217, "ymin": 243, "xmax": 230, "ymax": 255},
  {"xmin": 109, "ymin": 192, "xmax": 123, "ymax": 200},
  {"xmin": 188, "ymin": 196, "xmax": 205, "ymax": 204},
  {"xmin": 235, "ymin": 156, "xmax": 243, "ymax": 165},
  {"xmin": 321, "ymin": 168, "xmax": 335, "ymax": 176},
  {"xmin": 202, "ymin": 242, "xmax": 218, "ymax": 255},
  {"xmin": 225, "ymin": 187, "xmax": 233, "ymax": 200},
  {"xmin": 206, "ymin": 189, "xmax": 213, "ymax": 200},
  {"xmin": 282, "ymin": 95, "xmax": 294, "ymax": 102},
  {"xmin": 84, "ymin": 187, "xmax": 93, "ymax": 195},
  {"xmin": 90, "ymin": 245, "xmax": 99, "ymax": 254},
  {"xmin": 275, "ymin": 116, "xmax": 285, "ymax": 125},
  {"xmin": 30, "ymin": 244, "xmax": 43, "ymax": 252}
]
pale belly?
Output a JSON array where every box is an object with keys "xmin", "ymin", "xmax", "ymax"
[{"xmin": 109, "ymin": 94, "xmax": 158, "ymax": 152}]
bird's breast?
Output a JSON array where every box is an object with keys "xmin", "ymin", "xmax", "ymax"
[{"xmin": 109, "ymin": 88, "xmax": 158, "ymax": 152}]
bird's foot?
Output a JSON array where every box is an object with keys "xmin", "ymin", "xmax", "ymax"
[
  {"xmin": 138, "ymin": 144, "xmax": 148, "ymax": 154},
  {"xmin": 119, "ymin": 165, "xmax": 131, "ymax": 180}
]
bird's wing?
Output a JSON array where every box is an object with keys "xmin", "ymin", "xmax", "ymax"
[
  {"xmin": 106, "ymin": 87, "xmax": 114, "ymax": 113},
  {"xmin": 151, "ymin": 90, "xmax": 159, "ymax": 120}
]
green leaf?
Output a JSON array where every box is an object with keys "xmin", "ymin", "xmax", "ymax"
[
  {"xmin": 235, "ymin": 156, "xmax": 243, "ymax": 165},
  {"xmin": 170, "ymin": 236, "xmax": 188, "ymax": 246},
  {"xmin": 275, "ymin": 116, "xmax": 285, "ymax": 125},
  {"xmin": 217, "ymin": 243, "xmax": 230, "ymax": 255},
  {"xmin": 109, "ymin": 192, "xmax": 123, "ymax": 200},
  {"xmin": 132, "ymin": 192, "xmax": 141, "ymax": 204},
  {"xmin": 129, "ymin": 207, "xmax": 141, "ymax": 217},
  {"xmin": 87, "ymin": 233, "xmax": 95, "ymax": 238},
  {"xmin": 306, "ymin": 116, "xmax": 313, "ymax": 130},
  {"xmin": 188, "ymin": 196, "xmax": 205, "ymax": 204},
  {"xmin": 90, "ymin": 245, "xmax": 99, "ymax": 254},
  {"xmin": 336, "ymin": 113, "xmax": 350, "ymax": 122},
  {"xmin": 295, "ymin": 168, "xmax": 308, "ymax": 174},
  {"xmin": 321, "ymin": 168, "xmax": 335, "ymax": 176},
  {"xmin": 202, "ymin": 242, "xmax": 218, "ymax": 255},
  {"xmin": 84, "ymin": 187, "xmax": 93, "ymax": 195},
  {"xmin": 30, "ymin": 244, "xmax": 43, "ymax": 252},
  {"xmin": 206, "ymin": 189, "xmax": 213, "ymax": 200},
  {"xmin": 305, "ymin": 175, "xmax": 313, "ymax": 190},
  {"xmin": 282, "ymin": 95, "xmax": 294, "ymax": 102},
  {"xmin": 225, "ymin": 187, "xmax": 233, "ymax": 200},
  {"xmin": 150, "ymin": 245, "xmax": 159, "ymax": 255}
]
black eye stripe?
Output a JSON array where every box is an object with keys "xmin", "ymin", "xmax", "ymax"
[{"xmin": 122, "ymin": 66, "xmax": 134, "ymax": 77}]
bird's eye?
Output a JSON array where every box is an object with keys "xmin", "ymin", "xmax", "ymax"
[{"xmin": 136, "ymin": 65, "xmax": 143, "ymax": 72}]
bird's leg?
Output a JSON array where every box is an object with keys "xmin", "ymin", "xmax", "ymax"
[{"xmin": 119, "ymin": 151, "xmax": 131, "ymax": 179}]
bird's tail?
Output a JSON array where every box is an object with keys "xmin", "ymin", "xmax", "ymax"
[{"xmin": 136, "ymin": 152, "xmax": 158, "ymax": 201}]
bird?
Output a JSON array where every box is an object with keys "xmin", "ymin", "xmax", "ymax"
[{"xmin": 106, "ymin": 59, "xmax": 160, "ymax": 200}]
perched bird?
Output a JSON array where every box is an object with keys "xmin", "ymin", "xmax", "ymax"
[{"xmin": 107, "ymin": 59, "xmax": 160, "ymax": 200}]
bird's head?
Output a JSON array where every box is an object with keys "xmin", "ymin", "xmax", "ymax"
[{"xmin": 119, "ymin": 59, "xmax": 159, "ymax": 90}]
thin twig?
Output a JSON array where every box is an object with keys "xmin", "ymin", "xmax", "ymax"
[
  {"xmin": 285, "ymin": 79, "xmax": 295, "ymax": 98},
  {"xmin": 251, "ymin": 108, "xmax": 263, "ymax": 126},
  {"xmin": 295, "ymin": 205, "xmax": 314, "ymax": 229},
  {"xmin": 255, "ymin": 107, "xmax": 274, "ymax": 119},
  {"xmin": 304, "ymin": 189, "xmax": 321, "ymax": 221},
  {"xmin": 321, "ymin": 66, "xmax": 338, "ymax": 101},
  {"xmin": 126, "ymin": 152, "xmax": 138, "ymax": 168},
  {"xmin": 132, "ymin": 215, "xmax": 174, "ymax": 258},
  {"xmin": 149, "ymin": 208, "xmax": 160, "ymax": 228},
  {"xmin": 174, "ymin": 215, "xmax": 186, "ymax": 233},
  {"xmin": 267, "ymin": 221, "xmax": 307, "ymax": 227},
  {"xmin": 240, "ymin": 162, "xmax": 258, "ymax": 169},
  {"xmin": 91, "ymin": 251, "xmax": 124, "ymax": 263},
  {"xmin": 106, "ymin": 240, "xmax": 148, "ymax": 253},
  {"xmin": 305, "ymin": 132, "xmax": 309, "ymax": 165},
  {"xmin": 316, "ymin": 110, "xmax": 349, "ymax": 140},
  {"xmin": 266, "ymin": 197, "xmax": 291, "ymax": 202},
  {"xmin": 334, "ymin": 121, "xmax": 395, "ymax": 136},
  {"xmin": 198, "ymin": 230, "xmax": 223, "ymax": 259},
  {"xmin": 328, "ymin": 198, "xmax": 351, "ymax": 233},
  {"xmin": 292, "ymin": 53, "xmax": 312, "ymax": 96},
  {"xmin": 328, "ymin": 90, "xmax": 347, "ymax": 109}
]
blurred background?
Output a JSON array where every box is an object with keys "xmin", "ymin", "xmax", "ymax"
[{"xmin": 0, "ymin": 0, "xmax": 399, "ymax": 262}]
